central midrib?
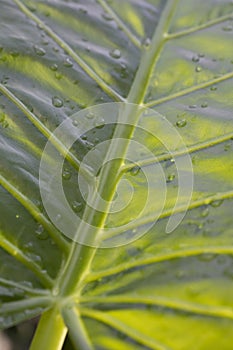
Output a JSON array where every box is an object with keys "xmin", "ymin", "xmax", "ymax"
[{"xmin": 56, "ymin": 0, "xmax": 178, "ymax": 298}]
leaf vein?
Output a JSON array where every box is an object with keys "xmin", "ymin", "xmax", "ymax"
[
  {"xmin": 97, "ymin": 0, "xmax": 142, "ymax": 48},
  {"xmin": 145, "ymin": 71, "xmax": 233, "ymax": 107}
]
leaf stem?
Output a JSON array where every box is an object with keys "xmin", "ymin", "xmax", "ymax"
[
  {"xmin": 30, "ymin": 307, "xmax": 67, "ymax": 350},
  {"xmin": 62, "ymin": 305, "xmax": 93, "ymax": 350},
  {"xmin": 127, "ymin": 0, "xmax": 179, "ymax": 104},
  {"xmin": 55, "ymin": 0, "xmax": 179, "ymax": 297}
]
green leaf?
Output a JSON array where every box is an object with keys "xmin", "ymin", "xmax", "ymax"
[{"xmin": 0, "ymin": 0, "xmax": 233, "ymax": 349}]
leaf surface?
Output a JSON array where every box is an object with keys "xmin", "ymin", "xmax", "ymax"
[{"xmin": 0, "ymin": 0, "xmax": 233, "ymax": 348}]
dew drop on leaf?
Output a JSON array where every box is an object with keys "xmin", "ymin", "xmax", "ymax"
[
  {"xmin": 79, "ymin": 7, "xmax": 87, "ymax": 14},
  {"xmin": 201, "ymin": 102, "xmax": 208, "ymax": 108},
  {"xmin": 210, "ymin": 199, "xmax": 224, "ymax": 207},
  {"xmin": 52, "ymin": 96, "xmax": 63, "ymax": 108},
  {"xmin": 10, "ymin": 51, "xmax": 19, "ymax": 58},
  {"xmin": 27, "ymin": 253, "xmax": 42, "ymax": 264},
  {"xmin": 50, "ymin": 63, "xmax": 58, "ymax": 71},
  {"xmin": 198, "ymin": 253, "xmax": 216, "ymax": 262},
  {"xmin": 210, "ymin": 85, "xmax": 217, "ymax": 91},
  {"xmin": 94, "ymin": 117, "xmax": 105, "ymax": 128},
  {"xmin": 192, "ymin": 55, "xmax": 199, "ymax": 62},
  {"xmin": 195, "ymin": 65, "xmax": 202, "ymax": 72},
  {"xmin": 176, "ymin": 119, "xmax": 187, "ymax": 128},
  {"xmin": 85, "ymin": 111, "xmax": 95, "ymax": 119},
  {"xmin": 201, "ymin": 207, "xmax": 209, "ymax": 217},
  {"xmin": 130, "ymin": 166, "xmax": 140, "ymax": 176},
  {"xmin": 35, "ymin": 224, "xmax": 48, "ymax": 240},
  {"xmin": 143, "ymin": 38, "xmax": 151, "ymax": 48},
  {"xmin": 62, "ymin": 169, "xmax": 71, "ymax": 180},
  {"xmin": 222, "ymin": 24, "xmax": 233, "ymax": 31},
  {"xmin": 37, "ymin": 23, "xmax": 44, "ymax": 30},
  {"xmin": 33, "ymin": 45, "xmax": 46, "ymax": 56},
  {"xmin": 110, "ymin": 49, "xmax": 121, "ymax": 59},
  {"xmin": 167, "ymin": 173, "xmax": 175, "ymax": 182},
  {"xmin": 120, "ymin": 63, "xmax": 128, "ymax": 78},
  {"xmin": 0, "ymin": 120, "xmax": 9, "ymax": 128},
  {"xmin": 72, "ymin": 201, "xmax": 83, "ymax": 213},
  {"xmin": 102, "ymin": 12, "xmax": 113, "ymax": 21},
  {"xmin": 63, "ymin": 58, "xmax": 73, "ymax": 67}
]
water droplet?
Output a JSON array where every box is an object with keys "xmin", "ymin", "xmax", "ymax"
[
  {"xmin": 201, "ymin": 207, "xmax": 209, "ymax": 217},
  {"xmin": 43, "ymin": 39, "xmax": 49, "ymax": 46},
  {"xmin": 224, "ymin": 266, "xmax": 233, "ymax": 279},
  {"xmin": 201, "ymin": 102, "xmax": 208, "ymax": 108},
  {"xmin": 55, "ymin": 72, "xmax": 63, "ymax": 80},
  {"xmin": 16, "ymin": 214, "xmax": 20, "ymax": 219},
  {"xmin": 210, "ymin": 85, "xmax": 217, "ymax": 91},
  {"xmin": 37, "ymin": 23, "xmax": 44, "ymax": 30},
  {"xmin": 85, "ymin": 111, "xmax": 95, "ymax": 119},
  {"xmin": 34, "ymin": 200, "xmax": 43, "ymax": 210},
  {"xmin": 72, "ymin": 201, "xmax": 83, "ymax": 213},
  {"xmin": 72, "ymin": 120, "xmax": 79, "ymax": 127},
  {"xmin": 55, "ymin": 214, "xmax": 61, "ymax": 222},
  {"xmin": 27, "ymin": 253, "xmax": 42, "ymax": 264},
  {"xmin": 224, "ymin": 143, "xmax": 231, "ymax": 151},
  {"xmin": 63, "ymin": 58, "xmax": 73, "ymax": 67},
  {"xmin": 192, "ymin": 55, "xmax": 199, "ymax": 62},
  {"xmin": 222, "ymin": 24, "xmax": 233, "ymax": 31},
  {"xmin": 176, "ymin": 270, "xmax": 186, "ymax": 279},
  {"xmin": 210, "ymin": 199, "xmax": 224, "ymax": 207},
  {"xmin": 33, "ymin": 45, "xmax": 46, "ymax": 56},
  {"xmin": 198, "ymin": 53, "xmax": 205, "ymax": 58},
  {"xmin": 52, "ymin": 96, "xmax": 63, "ymax": 108},
  {"xmin": 110, "ymin": 49, "xmax": 121, "ymax": 59},
  {"xmin": 195, "ymin": 65, "xmax": 202, "ymax": 72},
  {"xmin": 35, "ymin": 224, "xmax": 48, "ymax": 240},
  {"xmin": 130, "ymin": 166, "xmax": 140, "ymax": 176},
  {"xmin": 176, "ymin": 119, "xmax": 187, "ymax": 128},
  {"xmin": 186, "ymin": 285, "xmax": 200, "ymax": 297},
  {"xmin": 94, "ymin": 117, "xmax": 105, "ymax": 129},
  {"xmin": 81, "ymin": 134, "xmax": 87, "ymax": 140},
  {"xmin": 10, "ymin": 51, "xmax": 19, "ymax": 58},
  {"xmin": 102, "ymin": 12, "xmax": 113, "ymax": 21},
  {"xmin": 0, "ymin": 113, "xmax": 5, "ymax": 124},
  {"xmin": 167, "ymin": 174, "xmax": 175, "ymax": 182},
  {"xmin": 143, "ymin": 38, "xmax": 151, "ymax": 48},
  {"xmin": 0, "ymin": 120, "xmax": 9, "ymax": 128},
  {"xmin": 120, "ymin": 62, "xmax": 128, "ymax": 79},
  {"xmin": 50, "ymin": 63, "xmax": 58, "ymax": 71},
  {"xmin": 189, "ymin": 104, "xmax": 197, "ymax": 109},
  {"xmin": 79, "ymin": 7, "xmax": 87, "ymax": 14},
  {"xmin": 62, "ymin": 169, "xmax": 71, "ymax": 180},
  {"xmin": 198, "ymin": 253, "xmax": 216, "ymax": 262}
]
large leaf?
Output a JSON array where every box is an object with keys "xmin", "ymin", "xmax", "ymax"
[{"xmin": 0, "ymin": 0, "xmax": 233, "ymax": 349}]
